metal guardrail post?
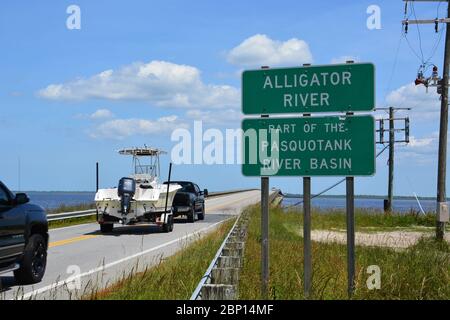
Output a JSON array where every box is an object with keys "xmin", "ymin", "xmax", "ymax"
[{"xmin": 190, "ymin": 190, "xmax": 280, "ymax": 300}]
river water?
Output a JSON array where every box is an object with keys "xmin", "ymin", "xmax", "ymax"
[
  {"xmin": 282, "ymin": 196, "xmax": 436, "ymax": 213},
  {"xmin": 25, "ymin": 192, "xmax": 95, "ymax": 209},
  {"xmin": 23, "ymin": 191, "xmax": 436, "ymax": 213}
]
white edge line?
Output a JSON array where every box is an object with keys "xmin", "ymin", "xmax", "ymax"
[{"xmin": 17, "ymin": 219, "xmax": 232, "ymax": 300}]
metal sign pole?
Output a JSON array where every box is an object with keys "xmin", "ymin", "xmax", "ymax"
[
  {"xmin": 260, "ymin": 66, "xmax": 270, "ymax": 299},
  {"xmin": 346, "ymin": 95, "xmax": 356, "ymax": 296},
  {"xmin": 303, "ymin": 176, "xmax": 312, "ymax": 297},
  {"xmin": 346, "ymin": 176, "xmax": 355, "ymax": 296},
  {"xmin": 301, "ymin": 83, "xmax": 312, "ymax": 298},
  {"xmin": 261, "ymin": 176, "xmax": 269, "ymax": 299}
]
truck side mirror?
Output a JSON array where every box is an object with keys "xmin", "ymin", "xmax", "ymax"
[
  {"xmin": 15, "ymin": 193, "xmax": 29, "ymax": 205},
  {"xmin": 203, "ymin": 189, "xmax": 208, "ymax": 197}
]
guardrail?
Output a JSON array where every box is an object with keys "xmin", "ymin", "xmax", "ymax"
[
  {"xmin": 189, "ymin": 215, "xmax": 242, "ymax": 300},
  {"xmin": 46, "ymin": 189, "xmax": 260, "ymax": 222},
  {"xmin": 47, "ymin": 209, "xmax": 97, "ymax": 222},
  {"xmin": 190, "ymin": 189, "xmax": 281, "ymax": 300},
  {"xmin": 207, "ymin": 188, "xmax": 258, "ymax": 197}
]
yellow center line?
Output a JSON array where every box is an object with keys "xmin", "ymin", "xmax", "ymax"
[{"xmin": 49, "ymin": 235, "xmax": 99, "ymax": 248}]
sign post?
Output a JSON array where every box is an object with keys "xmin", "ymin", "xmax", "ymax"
[
  {"xmin": 260, "ymin": 66, "xmax": 270, "ymax": 299},
  {"xmin": 302, "ymin": 75, "xmax": 313, "ymax": 298},
  {"xmin": 261, "ymin": 175, "xmax": 269, "ymax": 298},
  {"xmin": 346, "ymin": 176, "xmax": 355, "ymax": 296},
  {"xmin": 303, "ymin": 175, "xmax": 312, "ymax": 297},
  {"xmin": 242, "ymin": 62, "xmax": 375, "ymax": 298}
]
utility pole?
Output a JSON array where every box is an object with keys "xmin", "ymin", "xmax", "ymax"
[
  {"xmin": 18, "ymin": 157, "xmax": 21, "ymax": 192},
  {"xmin": 387, "ymin": 107, "xmax": 395, "ymax": 212},
  {"xmin": 376, "ymin": 107, "xmax": 410, "ymax": 213},
  {"xmin": 437, "ymin": 1, "xmax": 450, "ymax": 240},
  {"xmin": 403, "ymin": 0, "xmax": 449, "ymax": 239}
]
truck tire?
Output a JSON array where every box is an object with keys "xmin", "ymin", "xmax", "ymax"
[
  {"xmin": 100, "ymin": 223, "xmax": 114, "ymax": 233},
  {"xmin": 163, "ymin": 215, "xmax": 174, "ymax": 232},
  {"xmin": 14, "ymin": 234, "xmax": 47, "ymax": 285},
  {"xmin": 198, "ymin": 205, "xmax": 205, "ymax": 220},
  {"xmin": 187, "ymin": 206, "xmax": 195, "ymax": 223}
]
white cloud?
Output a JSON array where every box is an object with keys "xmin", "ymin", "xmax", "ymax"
[
  {"xmin": 385, "ymin": 82, "xmax": 441, "ymax": 121},
  {"xmin": 226, "ymin": 34, "xmax": 313, "ymax": 68},
  {"xmin": 330, "ymin": 55, "xmax": 359, "ymax": 64},
  {"xmin": 396, "ymin": 132, "xmax": 440, "ymax": 165},
  {"xmin": 408, "ymin": 135, "xmax": 435, "ymax": 148},
  {"xmin": 384, "ymin": 83, "xmax": 445, "ymax": 165},
  {"xmin": 38, "ymin": 60, "xmax": 239, "ymax": 109},
  {"xmin": 89, "ymin": 115, "xmax": 188, "ymax": 140},
  {"xmin": 90, "ymin": 108, "xmax": 114, "ymax": 120}
]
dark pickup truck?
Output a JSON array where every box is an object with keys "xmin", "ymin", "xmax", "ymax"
[
  {"xmin": 165, "ymin": 181, "xmax": 208, "ymax": 223},
  {"xmin": 0, "ymin": 181, "xmax": 48, "ymax": 284}
]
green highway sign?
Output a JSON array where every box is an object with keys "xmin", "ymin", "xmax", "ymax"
[
  {"xmin": 242, "ymin": 63, "xmax": 375, "ymax": 115},
  {"xmin": 242, "ymin": 115, "xmax": 375, "ymax": 177}
]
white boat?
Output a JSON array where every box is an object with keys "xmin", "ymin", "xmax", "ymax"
[{"xmin": 95, "ymin": 147, "xmax": 181, "ymax": 233}]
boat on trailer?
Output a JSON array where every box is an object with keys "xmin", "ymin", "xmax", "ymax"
[{"xmin": 95, "ymin": 147, "xmax": 181, "ymax": 233}]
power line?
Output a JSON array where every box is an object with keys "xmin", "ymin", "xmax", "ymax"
[
  {"xmin": 412, "ymin": 2, "xmax": 426, "ymax": 63},
  {"xmin": 402, "ymin": 1, "xmax": 445, "ymax": 67},
  {"xmin": 385, "ymin": 27, "xmax": 406, "ymax": 97},
  {"xmin": 403, "ymin": 32, "xmax": 425, "ymax": 62},
  {"xmin": 425, "ymin": 24, "xmax": 444, "ymax": 63}
]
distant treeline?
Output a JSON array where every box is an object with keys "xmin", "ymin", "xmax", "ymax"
[
  {"xmin": 282, "ymin": 193, "xmax": 444, "ymax": 201},
  {"xmin": 16, "ymin": 191, "xmax": 95, "ymax": 194}
]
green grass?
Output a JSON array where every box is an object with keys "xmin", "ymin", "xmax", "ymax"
[
  {"xmin": 48, "ymin": 215, "xmax": 97, "ymax": 229},
  {"xmin": 88, "ymin": 218, "xmax": 235, "ymax": 300},
  {"xmin": 47, "ymin": 203, "xmax": 96, "ymax": 229},
  {"xmin": 283, "ymin": 207, "xmax": 446, "ymax": 232},
  {"xmin": 46, "ymin": 203, "xmax": 95, "ymax": 215},
  {"xmin": 239, "ymin": 206, "xmax": 450, "ymax": 300}
]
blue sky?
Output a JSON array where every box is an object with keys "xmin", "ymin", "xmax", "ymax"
[{"xmin": 0, "ymin": 0, "xmax": 448, "ymax": 197}]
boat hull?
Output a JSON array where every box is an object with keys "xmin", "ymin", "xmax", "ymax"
[{"xmin": 95, "ymin": 184, "xmax": 181, "ymax": 224}]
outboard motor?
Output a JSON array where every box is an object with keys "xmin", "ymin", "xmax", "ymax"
[{"xmin": 118, "ymin": 177, "xmax": 136, "ymax": 219}]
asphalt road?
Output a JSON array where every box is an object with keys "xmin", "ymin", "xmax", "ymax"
[{"xmin": 0, "ymin": 190, "xmax": 261, "ymax": 300}]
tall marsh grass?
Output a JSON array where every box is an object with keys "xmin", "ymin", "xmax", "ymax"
[
  {"xmin": 47, "ymin": 203, "xmax": 97, "ymax": 229},
  {"xmin": 239, "ymin": 206, "xmax": 449, "ymax": 300}
]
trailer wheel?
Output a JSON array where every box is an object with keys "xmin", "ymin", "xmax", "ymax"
[
  {"xmin": 100, "ymin": 223, "xmax": 114, "ymax": 233},
  {"xmin": 163, "ymin": 215, "xmax": 174, "ymax": 233}
]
